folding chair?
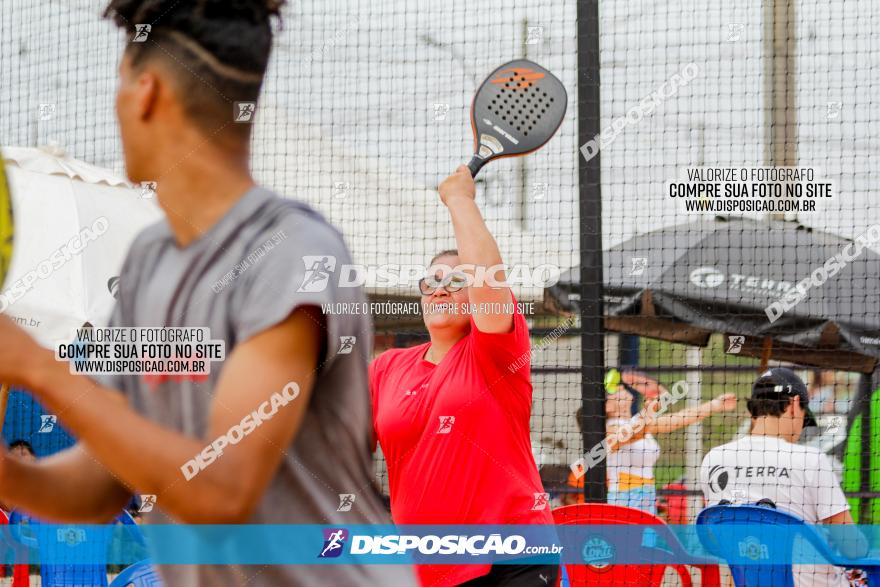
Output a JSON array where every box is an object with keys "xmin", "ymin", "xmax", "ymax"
[
  {"xmin": 108, "ymin": 559, "xmax": 163, "ymax": 587},
  {"xmin": 697, "ymin": 504, "xmax": 880, "ymax": 587},
  {"xmin": 553, "ymin": 503, "xmax": 720, "ymax": 586},
  {"xmin": 7, "ymin": 509, "xmax": 149, "ymax": 587}
]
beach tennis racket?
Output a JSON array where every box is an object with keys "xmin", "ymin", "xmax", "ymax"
[
  {"xmin": 467, "ymin": 59, "xmax": 567, "ymax": 177},
  {"xmin": 0, "ymin": 152, "xmax": 15, "ymax": 426}
]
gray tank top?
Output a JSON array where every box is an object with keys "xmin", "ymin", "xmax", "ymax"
[{"xmin": 96, "ymin": 186, "xmax": 416, "ymax": 586}]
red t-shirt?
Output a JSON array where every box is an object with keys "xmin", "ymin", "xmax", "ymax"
[{"xmin": 370, "ymin": 304, "xmax": 553, "ymax": 587}]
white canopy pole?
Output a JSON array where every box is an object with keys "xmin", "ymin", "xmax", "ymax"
[
  {"xmin": 685, "ymin": 346, "xmax": 703, "ymax": 521},
  {"xmin": 605, "ymin": 333, "xmax": 620, "ymax": 369}
]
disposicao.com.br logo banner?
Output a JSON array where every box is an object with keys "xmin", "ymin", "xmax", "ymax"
[
  {"xmin": 0, "ymin": 525, "xmax": 563, "ymax": 566},
  {"xmin": 4, "ymin": 524, "xmax": 880, "ymax": 566},
  {"xmin": 317, "ymin": 526, "xmax": 564, "ymax": 564}
]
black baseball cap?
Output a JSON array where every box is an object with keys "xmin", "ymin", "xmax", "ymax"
[{"xmin": 751, "ymin": 367, "xmax": 817, "ymax": 428}]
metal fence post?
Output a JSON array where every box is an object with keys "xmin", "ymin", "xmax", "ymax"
[{"xmin": 577, "ymin": 0, "xmax": 606, "ymax": 503}]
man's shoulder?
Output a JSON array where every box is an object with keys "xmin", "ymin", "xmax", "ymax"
[
  {"xmin": 784, "ymin": 442, "xmax": 831, "ymax": 471},
  {"xmin": 127, "ymin": 189, "xmax": 348, "ymax": 254},
  {"xmin": 261, "ymin": 190, "xmax": 345, "ymax": 244},
  {"xmin": 755, "ymin": 436, "xmax": 826, "ymax": 459},
  {"xmin": 702, "ymin": 436, "xmax": 765, "ymax": 469},
  {"xmin": 703, "ymin": 436, "xmax": 749, "ymax": 458},
  {"xmin": 703, "ymin": 435, "xmax": 828, "ymax": 463},
  {"xmin": 128, "ymin": 217, "xmax": 172, "ymax": 254},
  {"xmin": 241, "ymin": 191, "xmax": 355, "ymax": 281}
]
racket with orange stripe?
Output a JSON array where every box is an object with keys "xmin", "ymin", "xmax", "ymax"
[
  {"xmin": 466, "ymin": 59, "xmax": 567, "ymax": 177},
  {"xmin": 0, "ymin": 151, "xmax": 15, "ymax": 426}
]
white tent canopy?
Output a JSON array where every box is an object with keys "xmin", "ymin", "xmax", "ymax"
[{"xmin": 1, "ymin": 146, "xmax": 161, "ymax": 349}]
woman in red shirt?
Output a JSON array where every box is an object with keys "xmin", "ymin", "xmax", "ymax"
[{"xmin": 370, "ymin": 166, "xmax": 556, "ymax": 587}]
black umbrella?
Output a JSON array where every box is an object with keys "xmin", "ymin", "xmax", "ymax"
[{"xmin": 546, "ymin": 216, "xmax": 880, "ymax": 372}]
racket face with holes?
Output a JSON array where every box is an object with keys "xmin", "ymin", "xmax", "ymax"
[
  {"xmin": 0, "ymin": 151, "xmax": 13, "ymax": 290},
  {"xmin": 467, "ymin": 59, "xmax": 567, "ymax": 177}
]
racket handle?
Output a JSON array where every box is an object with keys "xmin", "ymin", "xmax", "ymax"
[{"xmin": 466, "ymin": 156, "xmax": 485, "ymax": 178}]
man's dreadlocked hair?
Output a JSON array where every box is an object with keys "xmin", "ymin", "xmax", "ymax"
[{"xmin": 103, "ymin": 0, "xmax": 286, "ymax": 137}]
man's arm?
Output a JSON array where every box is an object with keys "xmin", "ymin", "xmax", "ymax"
[
  {"xmin": 0, "ymin": 306, "xmax": 322, "ymax": 524},
  {"xmin": 0, "ymin": 444, "xmax": 131, "ymax": 523},
  {"xmin": 821, "ymin": 510, "xmax": 869, "ymax": 559},
  {"xmin": 439, "ymin": 165, "xmax": 513, "ymax": 333},
  {"xmin": 811, "ymin": 451, "xmax": 868, "ymax": 559},
  {"xmin": 823, "ymin": 511, "xmax": 855, "ymax": 524}
]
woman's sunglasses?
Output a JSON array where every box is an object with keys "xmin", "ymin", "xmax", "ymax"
[{"xmin": 418, "ymin": 272, "xmax": 469, "ymax": 295}]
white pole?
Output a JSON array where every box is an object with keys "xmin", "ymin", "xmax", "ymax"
[
  {"xmin": 685, "ymin": 346, "xmax": 703, "ymax": 521},
  {"xmin": 763, "ymin": 0, "xmax": 798, "ymax": 222},
  {"xmin": 605, "ymin": 333, "xmax": 620, "ymax": 368}
]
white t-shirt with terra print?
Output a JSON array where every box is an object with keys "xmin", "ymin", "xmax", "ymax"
[{"xmin": 701, "ymin": 435, "xmax": 850, "ymax": 587}]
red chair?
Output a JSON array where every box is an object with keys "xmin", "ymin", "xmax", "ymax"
[
  {"xmin": 552, "ymin": 503, "xmax": 720, "ymax": 587},
  {"xmin": 657, "ymin": 482, "xmax": 691, "ymax": 525}
]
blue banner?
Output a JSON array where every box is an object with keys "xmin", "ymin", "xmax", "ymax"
[{"xmin": 3, "ymin": 524, "xmax": 880, "ymax": 567}]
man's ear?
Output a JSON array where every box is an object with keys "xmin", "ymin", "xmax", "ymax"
[
  {"xmin": 785, "ymin": 396, "xmax": 801, "ymax": 417},
  {"xmin": 779, "ymin": 397, "xmax": 793, "ymax": 418},
  {"xmin": 134, "ymin": 67, "xmax": 161, "ymax": 122},
  {"xmin": 119, "ymin": 52, "xmax": 161, "ymax": 123}
]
